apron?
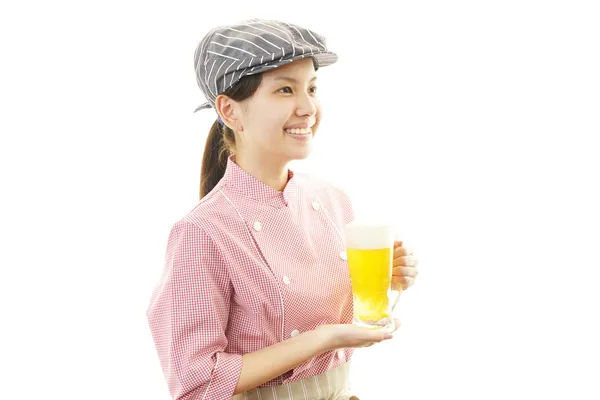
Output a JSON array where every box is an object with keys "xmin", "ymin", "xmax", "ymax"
[{"xmin": 232, "ymin": 362, "xmax": 360, "ymax": 400}]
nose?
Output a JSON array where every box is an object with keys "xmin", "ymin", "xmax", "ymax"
[{"xmin": 295, "ymin": 91, "xmax": 317, "ymax": 117}]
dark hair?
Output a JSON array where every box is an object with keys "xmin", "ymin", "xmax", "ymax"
[{"xmin": 199, "ymin": 74, "xmax": 263, "ymax": 199}]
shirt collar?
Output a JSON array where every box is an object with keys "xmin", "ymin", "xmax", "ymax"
[{"xmin": 223, "ymin": 156, "xmax": 298, "ymax": 207}]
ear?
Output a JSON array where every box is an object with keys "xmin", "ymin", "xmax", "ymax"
[{"xmin": 215, "ymin": 94, "xmax": 243, "ymax": 132}]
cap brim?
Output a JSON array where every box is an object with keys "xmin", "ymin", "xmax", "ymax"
[
  {"xmin": 246, "ymin": 51, "xmax": 338, "ymax": 76},
  {"xmin": 311, "ymin": 51, "xmax": 339, "ymax": 69}
]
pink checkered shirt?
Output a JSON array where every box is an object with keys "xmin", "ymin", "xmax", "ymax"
[{"xmin": 146, "ymin": 157, "xmax": 356, "ymax": 399}]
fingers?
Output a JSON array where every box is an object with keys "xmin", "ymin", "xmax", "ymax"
[
  {"xmin": 393, "ymin": 244, "xmax": 418, "ymax": 269},
  {"xmin": 392, "ymin": 243, "xmax": 419, "ymax": 290},
  {"xmin": 364, "ymin": 327, "xmax": 393, "ymax": 340},
  {"xmin": 392, "ymin": 266, "xmax": 418, "ymax": 289},
  {"xmin": 393, "ymin": 245, "xmax": 414, "ymax": 258},
  {"xmin": 393, "ymin": 246, "xmax": 409, "ymax": 258},
  {"xmin": 351, "ymin": 325, "xmax": 398, "ymax": 348},
  {"xmin": 364, "ymin": 322, "xmax": 400, "ymax": 346},
  {"xmin": 392, "ymin": 275, "xmax": 415, "ymax": 290},
  {"xmin": 393, "ymin": 254, "xmax": 419, "ymax": 267},
  {"xmin": 392, "ymin": 266, "xmax": 419, "ymax": 277}
]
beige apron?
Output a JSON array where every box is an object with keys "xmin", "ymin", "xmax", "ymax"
[{"xmin": 232, "ymin": 362, "xmax": 360, "ymax": 400}]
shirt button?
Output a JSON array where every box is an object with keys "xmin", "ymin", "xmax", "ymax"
[
  {"xmin": 337, "ymin": 349, "xmax": 345, "ymax": 359},
  {"xmin": 339, "ymin": 250, "xmax": 347, "ymax": 261},
  {"xmin": 312, "ymin": 201, "xmax": 320, "ymax": 211},
  {"xmin": 253, "ymin": 221, "xmax": 262, "ymax": 231},
  {"xmin": 291, "ymin": 329, "xmax": 300, "ymax": 337},
  {"xmin": 283, "ymin": 275, "xmax": 291, "ymax": 285}
]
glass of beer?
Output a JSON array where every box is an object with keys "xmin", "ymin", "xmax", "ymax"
[{"xmin": 344, "ymin": 221, "xmax": 400, "ymax": 332}]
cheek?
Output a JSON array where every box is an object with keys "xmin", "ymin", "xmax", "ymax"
[
  {"xmin": 273, "ymin": 115, "xmax": 289, "ymax": 132},
  {"xmin": 251, "ymin": 109, "xmax": 284, "ymax": 134},
  {"xmin": 313, "ymin": 103, "xmax": 323, "ymax": 131},
  {"xmin": 263, "ymin": 116, "xmax": 288, "ymax": 140}
]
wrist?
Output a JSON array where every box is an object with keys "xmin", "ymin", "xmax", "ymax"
[{"xmin": 310, "ymin": 325, "xmax": 337, "ymax": 353}]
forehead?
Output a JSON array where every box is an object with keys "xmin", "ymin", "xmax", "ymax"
[{"xmin": 262, "ymin": 58, "xmax": 317, "ymax": 82}]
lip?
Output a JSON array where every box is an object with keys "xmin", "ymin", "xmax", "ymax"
[
  {"xmin": 284, "ymin": 122, "xmax": 315, "ymax": 130},
  {"xmin": 286, "ymin": 131, "xmax": 312, "ymax": 140}
]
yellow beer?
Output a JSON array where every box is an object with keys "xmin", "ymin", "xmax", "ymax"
[
  {"xmin": 345, "ymin": 222, "xmax": 397, "ymax": 330},
  {"xmin": 347, "ymin": 248, "xmax": 392, "ymax": 321}
]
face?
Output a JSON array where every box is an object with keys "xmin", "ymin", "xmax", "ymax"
[{"xmin": 231, "ymin": 58, "xmax": 322, "ymax": 164}]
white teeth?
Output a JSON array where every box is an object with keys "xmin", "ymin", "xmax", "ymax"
[{"xmin": 284, "ymin": 127, "xmax": 312, "ymax": 135}]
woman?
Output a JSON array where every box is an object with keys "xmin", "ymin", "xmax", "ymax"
[{"xmin": 146, "ymin": 19, "xmax": 419, "ymax": 400}]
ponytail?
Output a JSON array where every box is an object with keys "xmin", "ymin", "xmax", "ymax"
[
  {"xmin": 197, "ymin": 73, "xmax": 263, "ymax": 199},
  {"xmin": 200, "ymin": 120, "xmax": 231, "ymax": 199}
]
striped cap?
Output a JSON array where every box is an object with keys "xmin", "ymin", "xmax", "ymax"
[{"xmin": 193, "ymin": 19, "xmax": 338, "ymax": 113}]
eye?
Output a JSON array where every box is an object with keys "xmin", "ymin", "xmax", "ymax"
[
  {"xmin": 276, "ymin": 86, "xmax": 318, "ymax": 94},
  {"xmin": 277, "ymin": 86, "xmax": 293, "ymax": 94}
]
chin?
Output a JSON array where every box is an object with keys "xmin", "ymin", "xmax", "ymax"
[{"xmin": 288, "ymin": 150, "xmax": 312, "ymax": 162}]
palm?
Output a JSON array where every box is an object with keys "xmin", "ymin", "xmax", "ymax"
[{"xmin": 317, "ymin": 319, "xmax": 400, "ymax": 349}]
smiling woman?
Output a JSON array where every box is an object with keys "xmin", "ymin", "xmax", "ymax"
[
  {"xmin": 145, "ymin": 18, "xmax": 402, "ymax": 400},
  {"xmin": 199, "ymin": 58, "xmax": 321, "ymax": 199},
  {"xmin": 217, "ymin": 58, "xmax": 321, "ymax": 171}
]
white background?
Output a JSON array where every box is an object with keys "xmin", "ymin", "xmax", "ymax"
[{"xmin": 1, "ymin": 0, "xmax": 599, "ymax": 398}]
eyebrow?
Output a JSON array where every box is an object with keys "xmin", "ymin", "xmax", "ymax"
[{"xmin": 273, "ymin": 76, "xmax": 318, "ymax": 84}]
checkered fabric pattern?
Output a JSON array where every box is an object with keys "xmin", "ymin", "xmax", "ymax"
[{"xmin": 147, "ymin": 156, "xmax": 356, "ymax": 399}]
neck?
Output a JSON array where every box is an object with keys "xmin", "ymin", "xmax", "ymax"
[{"xmin": 234, "ymin": 152, "xmax": 290, "ymax": 192}]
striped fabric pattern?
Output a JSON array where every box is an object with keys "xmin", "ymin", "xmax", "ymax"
[
  {"xmin": 146, "ymin": 156, "xmax": 357, "ymax": 399},
  {"xmin": 193, "ymin": 19, "xmax": 338, "ymax": 112},
  {"xmin": 232, "ymin": 362, "xmax": 358, "ymax": 400}
]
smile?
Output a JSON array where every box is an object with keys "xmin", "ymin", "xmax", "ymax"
[{"xmin": 284, "ymin": 128, "xmax": 312, "ymax": 135}]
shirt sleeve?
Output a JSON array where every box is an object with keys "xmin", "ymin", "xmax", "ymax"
[{"xmin": 146, "ymin": 219, "xmax": 243, "ymax": 400}]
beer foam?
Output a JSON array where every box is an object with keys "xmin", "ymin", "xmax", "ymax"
[{"xmin": 344, "ymin": 221, "xmax": 394, "ymax": 250}]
